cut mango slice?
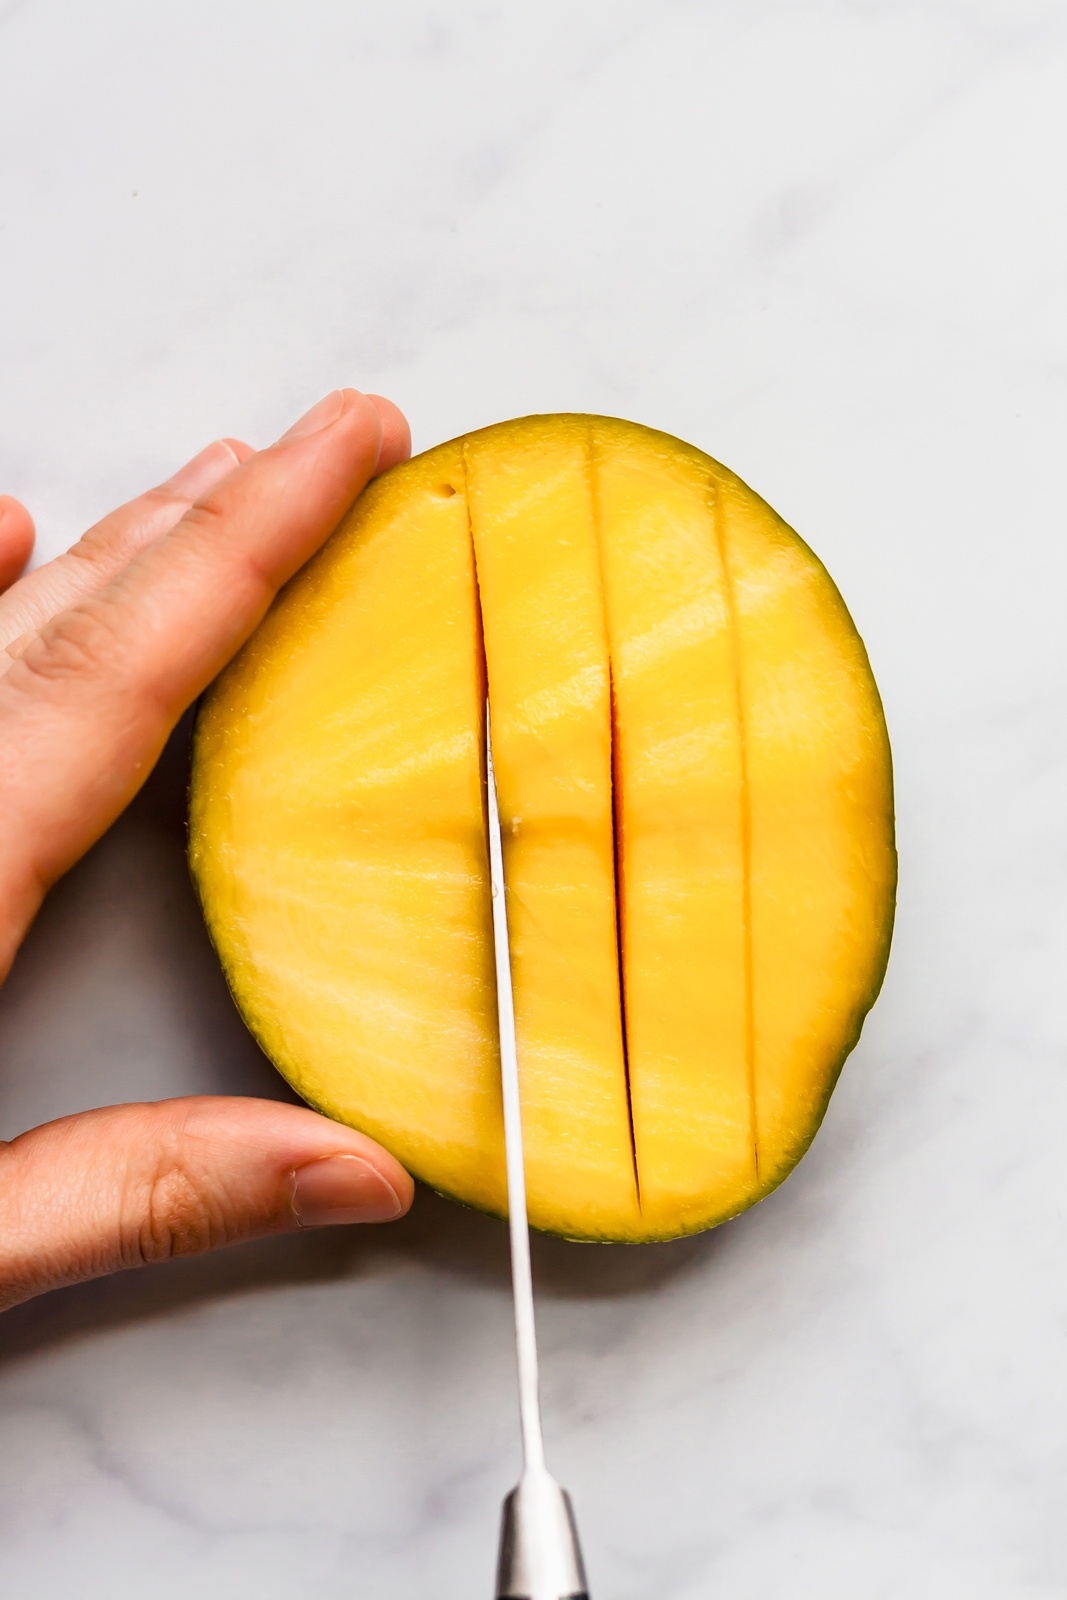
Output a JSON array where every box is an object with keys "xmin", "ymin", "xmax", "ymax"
[{"xmin": 190, "ymin": 415, "xmax": 895, "ymax": 1241}]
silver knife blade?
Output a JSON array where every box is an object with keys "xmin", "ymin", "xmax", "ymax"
[{"xmin": 485, "ymin": 700, "xmax": 589, "ymax": 1600}]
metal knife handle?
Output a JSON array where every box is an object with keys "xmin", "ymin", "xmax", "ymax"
[{"xmin": 495, "ymin": 1474, "xmax": 590, "ymax": 1600}]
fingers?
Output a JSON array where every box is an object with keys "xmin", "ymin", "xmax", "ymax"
[
  {"xmin": 0, "ymin": 395, "xmax": 405, "ymax": 654},
  {"xmin": 0, "ymin": 439, "xmax": 253, "ymax": 653},
  {"xmin": 0, "ymin": 1097, "xmax": 414, "ymax": 1311},
  {"xmin": 0, "ymin": 497, "xmax": 35, "ymax": 594},
  {"xmin": 0, "ymin": 389, "xmax": 409, "ymax": 976},
  {"xmin": 367, "ymin": 394, "xmax": 412, "ymax": 473}
]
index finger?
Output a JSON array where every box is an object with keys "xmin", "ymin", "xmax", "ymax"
[{"xmin": 0, "ymin": 389, "xmax": 409, "ymax": 977}]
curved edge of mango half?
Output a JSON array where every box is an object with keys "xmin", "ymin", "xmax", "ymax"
[{"xmin": 188, "ymin": 413, "xmax": 896, "ymax": 1244}]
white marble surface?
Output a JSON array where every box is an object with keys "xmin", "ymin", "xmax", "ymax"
[{"xmin": 1, "ymin": 2, "xmax": 1065, "ymax": 1594}]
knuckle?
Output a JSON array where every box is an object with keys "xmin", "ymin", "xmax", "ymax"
[
  {"xmin": 66, "ymin": 536, "xmax": 110, "ymax": 574},
  {"xmin": 143, "ymin": 484, "xmax": 188, "ymax": 514},
  {"xmin": 71, "ymin": 488, "xmax": 187, "ymax": 566},
  {"xmin": 133, "ymin": 1159, "xmax": 223, "ymax": 1265},
  {"xmin": 127, "ymin": 486, "xmax": 190, "ymax": 534},
  {"xmin": 179, "ymin": 497, "xmax": 228, "ymax": 539},
  {"xmin": 176, "ymin": 497, "xmax": 276, "ymax": 599},
  {"xmin": 18, "ymin": 600, "xmax": 125, "ymax": 687}
]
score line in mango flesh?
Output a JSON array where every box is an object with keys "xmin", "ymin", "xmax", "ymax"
[{"xmin": 189, "ymin": 414, "xmax": 896, "ymax": 1242}]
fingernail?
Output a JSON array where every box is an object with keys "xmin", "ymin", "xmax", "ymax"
[
  {"xmin": 290, "ymin": 1154, "xmax": 403, "ymax": 1227},
  {"xmin": 277, "ymin": 390, "xmax": 349, "ymax": 444},
  {"xmin": 167, "ymin": 440, "xmax": 241, "ymax": 501}
]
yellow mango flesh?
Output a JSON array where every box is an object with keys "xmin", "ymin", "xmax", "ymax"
[{"xmin": 189, "ymin": 415, "xmax": 895, "ymax": 1241}]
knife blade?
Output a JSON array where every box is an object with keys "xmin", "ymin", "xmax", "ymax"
[{"xmin": 485, "ymin": 701, "xmax": 590, "ymax": 1600}]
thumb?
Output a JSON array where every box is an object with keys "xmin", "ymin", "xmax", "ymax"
[
  {"xmin": 0, "ymin": 1096, "xmax": 414, "ymax": 1311},
  {"xmin": 0, "ymin": 495, "xmax": 35, "ymax": 594}
]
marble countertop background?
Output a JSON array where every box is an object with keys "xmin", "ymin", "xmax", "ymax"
[{"xmin": 1, "ymin": 2, "xmax": 1065, "ymax": 1595}]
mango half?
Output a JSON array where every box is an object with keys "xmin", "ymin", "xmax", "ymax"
[{"xmin": 189, "ymin": 414, "xmax": 895, "ymax": 1242}]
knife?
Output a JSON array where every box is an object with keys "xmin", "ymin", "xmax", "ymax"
[{"xmin": 485, "ymin": 702, "xmax": 590, "ymax": 1600}]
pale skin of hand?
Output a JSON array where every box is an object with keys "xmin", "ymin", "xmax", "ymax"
[{"xmin": 0, "ymin": 390, "xmax": 417, "ymax": 1312}]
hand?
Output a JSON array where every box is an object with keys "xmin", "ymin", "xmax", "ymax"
[{"xmin": 0, "ymin": 390, "xmax": 416, "ymax": 1312}]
